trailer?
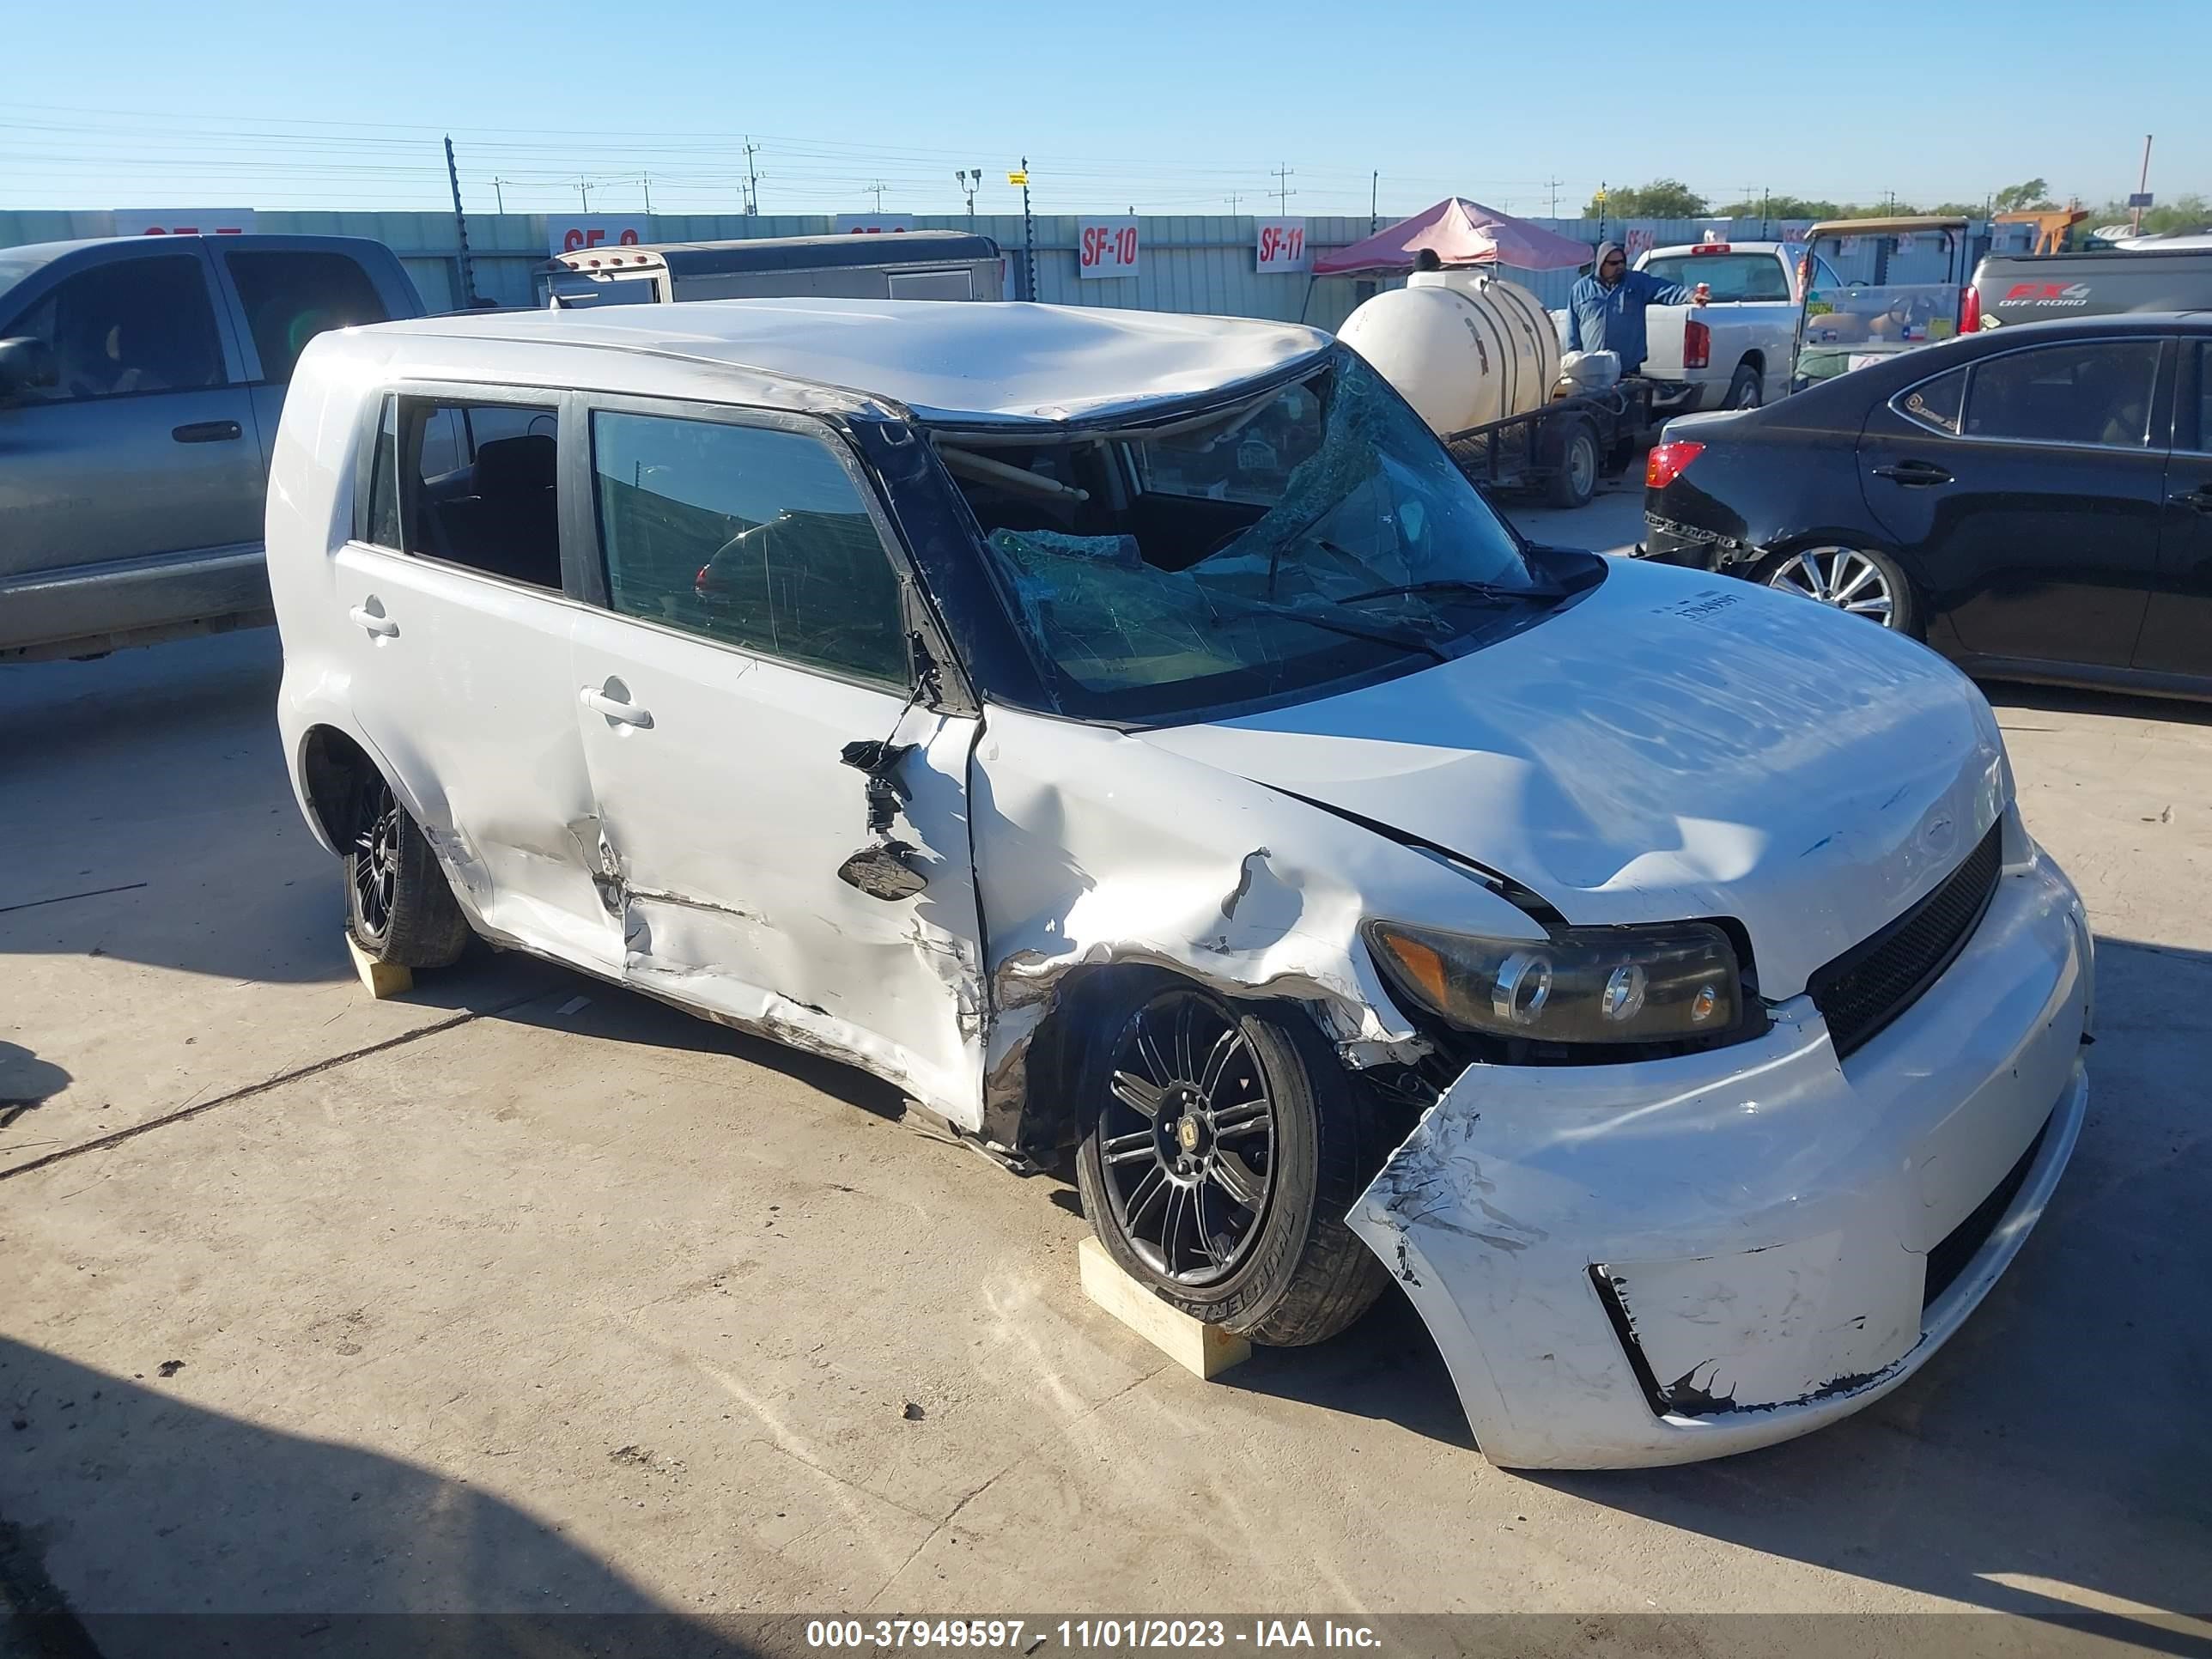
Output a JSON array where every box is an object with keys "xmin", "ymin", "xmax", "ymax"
[{"xmin": 1439, "ymin": 378, "xmax": 1662, "ymax": 509}]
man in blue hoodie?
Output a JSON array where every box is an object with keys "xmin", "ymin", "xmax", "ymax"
[{"xmin": 1565, "ymin": 241, "xmax": 1699, "ymax": 374}]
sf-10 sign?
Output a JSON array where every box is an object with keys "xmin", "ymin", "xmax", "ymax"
[
  {"xmin": 1079, "ymin": 218, "xmax": 1139, "ymax": 279},
  {"xmin": 1256, "ymin": 219, "xmax": 1309, "ymax": 274}
]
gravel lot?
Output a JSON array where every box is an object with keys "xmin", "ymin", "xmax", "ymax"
[{"xmin": 3, "ymin": 500, "xmax": 2207, "ymax": 1653}]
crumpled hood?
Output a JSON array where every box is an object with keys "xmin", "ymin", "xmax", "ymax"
[{"xmin": 1138, "ymin": 558, "xmax": 2010, "ymax": 998}]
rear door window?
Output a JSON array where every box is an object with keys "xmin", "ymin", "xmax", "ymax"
[
  {"xmin": 1896, "ymin": 368, "xmax": 1966, "ymax": 435},
  {"xmin": 588, "ymin": 410, "xmax": 910, "ymax": 689},
  {"xmin": 0, "ymin": 255, "xmax": 225, "ymax": 401},
  {"xmin": 1963, "ymin": 340, "xmax": 2162, "ymax": 449},
  {"xmin": 223, "ymin": 249, "xmax": 390, "ymax": 383},
  {"xmin": 362, "ymin": 394, "xmax": 563, "ymax": 589}
]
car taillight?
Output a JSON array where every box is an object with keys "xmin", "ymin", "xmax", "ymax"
[
  {"xmin": 1684, "ymin": 319, "xmax": 1710, "ymax": 370},
  {"xmin": 695, "ymin": 564, "xmax": 717, "ymax": 592},
  {"xmin": 1960, "ymin": 284, "xmax": 1981, "ymax": 334},
  {"xmin": 1645, "ymin": 440, "xmax": 1705, "ymax": 489}
]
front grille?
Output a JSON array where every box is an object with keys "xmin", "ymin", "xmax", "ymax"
[
  {"xmin": 1808, "ymin": 823, "xmax": 2003, "ymax": 1060},
  {"xmin": 1922, "ymin": 1115, "xmax": 2049, "ymax": 1310}
]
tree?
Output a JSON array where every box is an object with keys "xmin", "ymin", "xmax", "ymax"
[
  {"xmin": 1715, "ymin": 194, "xmax": 1842, "ymax": 221},
  {"xmin": 1991, "ymin": 179, "xmax": 2056, "ymax": 214},
  {"xmin": 1586, "ymin": 179, "xmax": 1709, "ymax": 219},
  {"xmin": 2083, "ymin": 192, "xmax": 2209, "ymax": 237}
]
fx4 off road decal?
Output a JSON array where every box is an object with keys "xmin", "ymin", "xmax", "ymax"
[{"xmin": 1996, "ymin": 281, "xmax": 2093, "ymax": 311}]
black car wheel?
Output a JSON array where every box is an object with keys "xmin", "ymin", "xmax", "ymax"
[
  {"xmin": 1725, "ymin": 362, "xmax": 1763, "ymax": 409},
  {"xmin": 345, "ymin": 775, "xmax": 471, "ymax": 969},
  {"xmin": 1073, "ymin": 981, "xmax": 1389, "ymax": 1346},
  {"xmin": 1759, "ymin": 544, "xmax": 1920, "ymax": 636}
]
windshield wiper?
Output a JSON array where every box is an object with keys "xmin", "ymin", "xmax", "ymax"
[
  {"xmin": 1206, "ymin": 590, "xmax": 1450, "ymax": 662},
  {"xmin": 1334, "ymin": 577, "xmax": 1564, "ymax": 606}
]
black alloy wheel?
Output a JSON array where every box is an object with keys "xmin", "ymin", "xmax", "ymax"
[
  {"xmin": 1097, "ymin": 987, "xmax": 1278, "ymax": 1285},
  {"xmin": 349, "ymin": 777, "xmax": 403, "ymax": 944}
]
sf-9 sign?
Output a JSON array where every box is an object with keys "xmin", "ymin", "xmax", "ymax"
[
  {"xmin": 548, "ymin": 217, "xmax": 648, "ymax": 258},
  {"xmin": 1256, "ymin": 219, "xmax": 1309, "ymax": 274},
  {"xmin": 1078, "ymin": 218, "xmax": 1139, "ymax": 280}
]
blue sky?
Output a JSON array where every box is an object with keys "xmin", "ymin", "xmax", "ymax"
[{"xmin": 5, "ymin": 0, "xmax": 2203, "ymax": 219}]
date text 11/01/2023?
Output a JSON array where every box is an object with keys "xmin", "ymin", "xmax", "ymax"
[{"xmin": 805, "ymin": 1620, "xmax": 1382, "ymax": 1650}]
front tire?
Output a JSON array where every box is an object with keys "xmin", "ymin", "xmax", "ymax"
[
  {"xmin": 345, "ymin": 775, "xmax": 471, "ymax": 969},
  {"xmin": 1073, "ymin": 981, "xmax": 1389, "ymax": 1346},
  {"xmin": 1757, "ymin": 544, "xmax": 1920, "ymax": 637}
]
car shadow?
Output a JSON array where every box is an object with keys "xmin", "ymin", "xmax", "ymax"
[
  {"xmin": 0, "ymin": 1045, "xmax": 72, "ymax": 1130},
  {"xmin": 0, "ymin": 1338, "xmax": 758, "ymax": 1657},
  {"xmin": 1982, "ymin": 678, "xmax": 2212, "ymax": 729},
  {"xmin": 480, "ymin": 962, "xmax": 912, "ymax": 1125}
]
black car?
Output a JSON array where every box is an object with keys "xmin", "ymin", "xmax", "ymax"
[{"xmin": 1641, "ymin": 312, "xmax": 2212, "ymax": 700}]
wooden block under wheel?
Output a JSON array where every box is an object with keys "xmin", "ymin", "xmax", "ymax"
[
  {"xmin": 1078, "ymin": 1233, "xmax": 1250, "ymax": 1380},
  {"xmin": 345, "ymin": 933, "xmax": 413, "ymax": 1000}
]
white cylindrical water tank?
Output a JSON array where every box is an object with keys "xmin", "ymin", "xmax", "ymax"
[{"xmin": 1337, "ymin": 270, "xmax": 1561, "ymax": 437}]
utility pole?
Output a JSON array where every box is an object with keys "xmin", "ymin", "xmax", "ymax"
[
  {"xmin": 444, "ymin": 135, "xmax": 478, "ymax": 306},
  {"xmin": 1270, "ymin": 164, "xmax": 1296, "ymax": 213},
  {"xmin": 2132, "ymin": 133, "xmax": 2154, "ymax": 235},
  {"xmin": 491, "ymin": 177, "xmax": 511, "ymax": 215},
  {"xmin": 641, "ymin": 175, "xmax": 653, "ymax": 214},
  {"xmin": 1370, "ymin": 170, "xmax": 1379, "ymax": 234},
  {"xmin": 955, "ymin": 168, "xmax": 981, "ymax": 225},
  {"xmin": 576, "ymin": 175, "xmax": 592, "ymax": 211},
  {"xmin": 1547, "ymin": 176, "xmax": 1563, "ymax": 217},
  {"xmin": 1225, "ymin": 192, "xmax": 1241, "ymax": 214},
  {"xmin": 864, "ymin": 181, "xmax": 890, "ymax": 211},
  {"xmin": 744, "ymin": 137, "xmax": 762, "ymax": 216},
  {"xmin": 1015, "ymin": 157, "xmax": 1036, "ymax": 301}
]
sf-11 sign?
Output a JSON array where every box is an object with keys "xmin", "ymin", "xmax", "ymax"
[
  {"xmin": 1079, "ymin": 218, "xmax": 1139, "ymax": 279},
  {"xmin": 1256, "ymin": 219, "xmax": 1309, "ymax": 274}
]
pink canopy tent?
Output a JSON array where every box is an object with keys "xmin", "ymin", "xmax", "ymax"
[{"xmin": 1312, "ymin": 198, "xmax": 1594, "ymax": 276}]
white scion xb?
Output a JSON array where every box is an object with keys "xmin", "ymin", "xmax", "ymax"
[{"xmin": 267, "ymin": 300, "xmax": 2091, "ymax": 1468}]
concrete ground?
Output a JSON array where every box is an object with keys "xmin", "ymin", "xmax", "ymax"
[{"xmin": 3, "ymin": 501, "xmax": 2209, "ymax": 1650}]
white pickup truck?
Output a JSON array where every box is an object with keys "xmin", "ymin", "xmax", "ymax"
[{"xmin": 1637, "ymin": 239, "xmax": 1816, "ymax": 412}]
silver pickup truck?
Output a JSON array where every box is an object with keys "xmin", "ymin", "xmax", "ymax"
[
  {"xmin": 1636, "ymin": 239, "xmax": 1831, "ymax": 412},
  {"xmin": 0, "ymin": 233, "xmax": 422, "ymax": 660}
]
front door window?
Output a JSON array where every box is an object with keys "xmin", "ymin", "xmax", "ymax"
[{"xmin": 589, "ymin": 411, "xmax": 910, "ymax": 689}]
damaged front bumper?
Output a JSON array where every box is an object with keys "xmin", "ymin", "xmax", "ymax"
[{"xmin": 1350, "ymin": 843, "xmax": 2092, "ymax": 1470}]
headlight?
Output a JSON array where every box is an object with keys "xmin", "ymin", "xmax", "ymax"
[{"xmin": 1364, "ymin": 918, "xmax": 1742, "ymax": 1046}]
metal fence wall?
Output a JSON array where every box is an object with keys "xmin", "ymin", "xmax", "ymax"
[{"xmin": 0, "ymin": 209, "xmax": 2008, "ymax": 331}]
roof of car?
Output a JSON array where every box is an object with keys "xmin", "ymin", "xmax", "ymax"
[{"xmin": 360, "ymin": 298, "xmax": 1335, "ymax": 426}]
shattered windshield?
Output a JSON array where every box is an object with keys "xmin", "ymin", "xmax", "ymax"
[{"xmin": 938, "ymin": 348, "xmax": 1563, "ymax": 721}]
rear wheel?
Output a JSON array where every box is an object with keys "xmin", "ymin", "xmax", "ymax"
[
  {"xmin": 1724, "ymin": 362, "xmax": 1764, "ymax": 410},
  {"xmin": 1758, "ymin": 544, "xmax": 1920, "ymax": 636},
  {"xmin": 345, "ymin": 775, "xmax": 471, "ymax": 969},
  {"xmin": 1074, "ymin": 980, "xmax": 1388, "ymax": 1346},
  {"xmin": 1544, "ymin": 417, "xmax": 1600, "ymax": 509}
]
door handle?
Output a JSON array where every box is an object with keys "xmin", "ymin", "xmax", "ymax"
[
  {"xmin": 1870, "ymin": 459, "xmax": 1952, "ymax": 486},
  {"xmin": 172, "ymin": 420, "xmax": 242, "ymax": 444},
  {"xmin": 2171, "ymin": 488, "xmax": 2212, "ymax": 514},
  {"xmin": 580, "ymin": 685, "xmax": 653, "ymax": 729},
  {"xmin": 347, "ymin": 603, "xmax": 398, "ymax": 639}
]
